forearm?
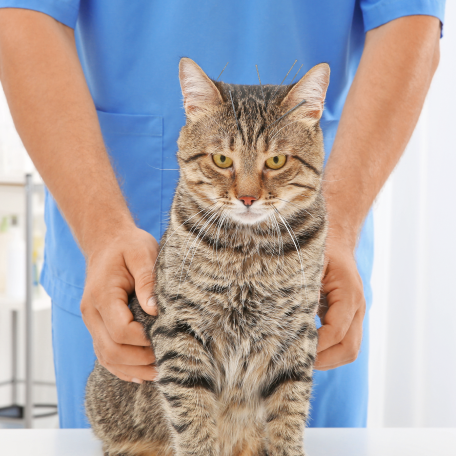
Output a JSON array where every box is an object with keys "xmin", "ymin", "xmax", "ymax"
[
  {"xmin": 0, "ymin": 9, "xmax": 134, "ymax": 256},
  {"xmin": 324, "ymin": 15, "xmax": 441, "ymax": 249}
]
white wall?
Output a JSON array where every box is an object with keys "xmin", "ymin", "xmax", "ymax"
[
  {"xmin": 368, "ymin": 3, "xmax": 456, "ymax": 428},
  {"xmin": 0, "ymin": 84, "xmax": 56, "ymax": 428}
]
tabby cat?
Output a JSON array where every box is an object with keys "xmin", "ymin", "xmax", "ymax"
[{"xmin": 86, "ymin": 57, "xmax": 330, "ymax": 456}]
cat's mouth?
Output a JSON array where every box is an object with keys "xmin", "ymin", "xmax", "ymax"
[{"xmin": 229, "ymin": 204, "xmax": 270, "ymax": 225}]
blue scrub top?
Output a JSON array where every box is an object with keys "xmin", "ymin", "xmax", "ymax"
[{"xmin": 0, "ymin": 0, "xmax": 445, "ymax": 315}]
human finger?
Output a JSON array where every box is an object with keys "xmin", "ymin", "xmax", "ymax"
[
  {"xmin": 317, "ymin": 268, "xmax": 364, "ymax": 353},
  {"xmin": 125, "ymin": 234, "xmax": 160, "ymax": 316},
  {"xmin": 100, "ymin": 293, "xmax": 151, "ymax": 346},
  {"xmin": 105, "ymin": 361, "xmax": 158, "ymax": 382},
  {"xmin": 98, "ymin": 360, "xmax": 143, "ymax": 384},
  {"xmin": 82, "ymin": 305, "xmax": 155, "ymax": 366},
  {"xmin": 83, "ymin": 286, "xmax": 151, "ymax": 347},
  {"xmin": 317, "ymin": 297, "xmax": 358, "ymax": 353},
  {"xmin": 314, "ymin": 308, "xmax": 364, "ymax": 370}
]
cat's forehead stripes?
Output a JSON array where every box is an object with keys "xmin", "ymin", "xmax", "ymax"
[{"xmin": 219, "ymin": 84, "xmax": 290, "ymax": 149}]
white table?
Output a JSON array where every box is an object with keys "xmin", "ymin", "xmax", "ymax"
[{"xmin": 1, "ymin": 428, "xmax": 455, "ymax": 456}]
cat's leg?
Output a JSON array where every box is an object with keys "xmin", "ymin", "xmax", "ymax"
[
  {"xmin": 152, "ymin": 319, "xmax": 219, "ymax": 456},
  {"xmin": 261, "ymin": 340, "xmax": 316, "ymax": 456}
]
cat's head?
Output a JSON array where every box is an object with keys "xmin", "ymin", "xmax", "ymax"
[{"xmin": 177, "ymin": 58, "xmax": 330, "ymax": 226}]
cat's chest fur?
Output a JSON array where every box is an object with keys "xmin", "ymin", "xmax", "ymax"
[{"xmin": 155, "ymin": 228, "xmax": 314, "ymax": 380}]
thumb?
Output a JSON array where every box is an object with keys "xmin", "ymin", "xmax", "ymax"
[
  {"xmin": 126, "ymin": 251, "xmax": 158, "ymax": 317},
  {"xmin": 135, "ymin": 269, "xmax": 158, "ymax": 316}
]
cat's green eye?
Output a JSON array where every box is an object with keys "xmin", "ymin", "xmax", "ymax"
[
  {"xmin": 213, "ymin": 154, "xmax": 233, "ymax": 169},
  {"xmin": 266, "ymin": 155, "xmax": 286, "ymax": 170}
]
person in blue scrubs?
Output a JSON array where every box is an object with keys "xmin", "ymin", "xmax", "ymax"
[{"xmin": 0, "ymin": 1, "xmax": 444, "ymax": 429}]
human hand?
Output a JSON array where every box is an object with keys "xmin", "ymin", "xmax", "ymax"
[
  {"xmin": 314, "ymin": 238, "xmax": 366, "ymax": 370},
  {"xmin": 81, "ymin": 226, "xmax": 160, "ymax": 383}
]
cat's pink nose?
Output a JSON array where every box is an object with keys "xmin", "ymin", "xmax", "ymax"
[{"xmin": 238, "ymin": 195, "xmax": 257, "ymax": 206}]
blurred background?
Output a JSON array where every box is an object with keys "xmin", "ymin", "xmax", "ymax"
[
  {"xmin": 0, "ymin": 4, "xmax": 455, "ymax": 429},
  {"xmin": 368, "ymin": 2, "xmax": 456, "ymax": 427}
]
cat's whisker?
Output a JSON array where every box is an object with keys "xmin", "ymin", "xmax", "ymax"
[
  {"xmin": 265, "ymin": 210, "xmax": 281, "ymax": 275},
  {"xmin": 266, "ymin": 99, "xmax": 306, "ymax": 131},
  {"xmin": 270, "ymin": 119, "xmax": 301, "ymax": 141},
  {"xmin": 264, "ymin": 214, "xmax": 275, "ymax": 259},
  {"xmin": 182, "ymin": 208, "xmax": 222, "ymax": 284},
  {"xmin": 265, "ymin": 213, "xmax": 282, "ymax": 277},
  {"xmin": 178, "ymin": 205, "xmax": 217, "ymax": 253},
  {"xmin": 266, "ymin": 214, "xmax": 279, "ymax": 263},
  {"xmin": 209, "ymin": 209, "xmax": 222, "ymax": 263},
  {"xmin": 275, "ymin": 197, "xmax": 316, "ymax": 220},
  {"xmin": 178, "ymin": 206, "xmax": 221, "ymax": 286},
  {"xmin": 181, "ymin": 205, "xmax": 220, "ymax": 257},
  {"xmin": 152, "ymin": 202, "xmax": 218, "ymax": 275},
  {"xmin": 274, "ymin": 208, "xmax": 303, "ymax": 270},
  {"xmin": 271, "ymin": 211, "xmax": 285, "ymax": 274},
  {"xmin": 206, "ymin": 210, "xmax": 225, "ymax": 257},
  {"xmin": 214, "ymin": 210, "xmax": 228, "ymax": 271},
  {"xmin": 272, "ymin": 205, "xmax": 308, "ymax": 305},
  {"xmin": 222, "ymin": 216, "xmax": 233, "ymax": 287},
  {"xmin": 176, "ymin": 204, "xmax": 221, "ymax": 291}
]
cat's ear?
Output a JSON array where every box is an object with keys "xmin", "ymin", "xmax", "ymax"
[
  {"xmin": 280, "ymin": 63, "xmax": 330, "ymax": 122},
  {"xmin": 179, "ymin": 58, "xmax": 223, "ymax": 119}
]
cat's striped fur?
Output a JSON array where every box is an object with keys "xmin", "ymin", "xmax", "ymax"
[{"xmin": 86, "ymin": 58, "xmax": 330, "ymax": 456}]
